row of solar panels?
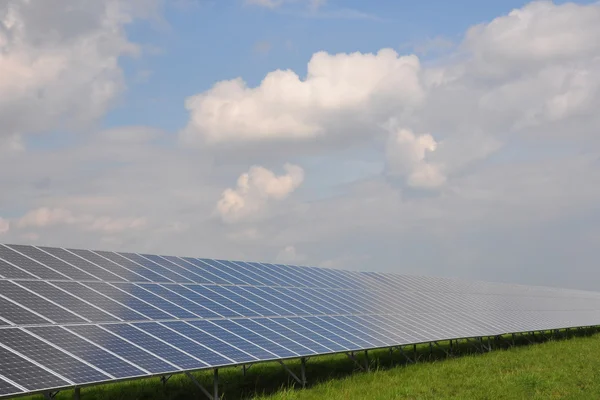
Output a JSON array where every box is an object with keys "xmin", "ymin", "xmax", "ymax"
[
  {"xmin": 1, "ymin": 278, "xmax": 600, "ymax": 328},
  {"xmin": 2, "ymin": 244, "xmax": 599, "ymax": 299},
  {"xmin": 2, "ymin": 310, "xmax": 600, "ymax": 397}
]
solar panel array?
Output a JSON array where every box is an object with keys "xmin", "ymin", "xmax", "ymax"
[{"xmin": 1, "ymin": 243, "xmax": 600, "ymax": 398}]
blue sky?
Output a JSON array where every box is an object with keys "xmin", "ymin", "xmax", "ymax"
[{"xmin": 2, "ymin": 0, "xmax": 600, "ymax": 290}]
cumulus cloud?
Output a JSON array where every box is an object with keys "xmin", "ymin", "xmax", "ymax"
[
  {"xmin": 16, "ymin": 207, "xmax": 147, "ymax": 234},
  {"xmin": 463, "ymin": 1, "xmax": 600, "ymax": 74},
  {"xmin": 245, "ymin": 0, "xmax": 326, "ymax": 10},
  {"xmin": 217, "ymin": 164, "xmax": 304, "ymax": 223},
  {"xmin": 385, "ymin": 128, "xmax": 445, "ymax": 188},
  {"xmin": 0, "ymin": 218, "xmax": 9, "ymax": 235},
  {"xmin": 0, "ymin": 0, "xmax": 151, "ymax": 141},
  {"xmin": 180, "ymin": 49, "xmax": 424, "ymax": 144},
  {"xmin": 275, "ymin": 245, "xmax": 306, "ymax": 263}
]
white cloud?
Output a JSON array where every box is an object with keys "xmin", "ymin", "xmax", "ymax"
[
  {"xmin": 16, "ymin": 207, "xmax": 147, "ymax": 234},
  {"xmin": 463, "ymin": 1, "xmax": 600, "ymax": 75},
  {"xmin": 245, "ymin": 0, "xmax": 326, "ymax": 10},
  {"xmin": 0, "ymin": 0, "xmax": 152, "ymax": 141},
  {"xmin": 275, "ymin": 245, "xmax": 306, "ymax": 263},
  {"xmin": 180, "ymin": 49, "xmax": 424, "ymax": 144},
  {"xmin": 217, "ymin": 164, "xmax": 304, "ymax": 223},
  {"xmin": 385, "ymin": 128, "xmax": 445, "ymax": 188},
  {"xmin": 0, "ymin": 218, "xmax": 9, "ymax": 235}
]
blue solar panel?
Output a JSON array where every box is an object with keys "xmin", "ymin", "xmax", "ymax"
[
  {"xmin": 95, "ymin": 252, "xmax": 169, "ymax": 283},
  {"xmin": 188, "ymin": 320, "xmax": 277, "ymax": 360},
  {"xmin": 18, "ymin": 280, "xmax": 118, "ymax": 323},
  {"xmin": 133, "ymin": 322, "xmax": 232, "ymax": 367},
  {"xmin": 102, "ymin": 324, "xmax": 205, "ymax": 370},
  {"xmin": 3, "ymin": 243, "xmax": 600, "ymax": 398},
  {"xmin": 0, "ymin": 258, "xmax": 37, "ymax": 279},
  {"xmin": 66, "ymin": 325, "xmax": 175, "ymax": 374},
  {"xmin": 0, "ymin": 245, "xmax": 65, "ymax": 280},
  {"xmin": 83, "ymin": 282, "xmax": 173, "ymax": 320},
  {"xmin": 0, "ymin": 328, "xmax": 110, "ymax": 384},
  {"xmin": 233, "ymin": 319, "xmax": 315, "ymax": 357},
  {"xmin": 0, "ymin": 377, "xmax": 22, "ymax": 397},
  {"xmin": 118, "ymin": 253, "xmax": 192, "ymax": 283},
  {"xmin": 0, "ymin": 345, "xmax": 70, "ymax": 391},
  {"xmin": 211, "ymin": 320, "xmax": 297, "ymax": 359},
  {"xmin": 163, "ymin": 321, "xmax": 256, "ymax": 363},
  {"xmin": 0, "ymin": 296, "xmax": 49, "ymax": 325},
  {"xmin": 27, "ymin": 326, "xmax": 146, "ymax": 379},
  {"xmin": 53, "ymin": 281, "xmax": 149, "ymax": 321},
  {"xmin": 0, "ymin": 281, "xmax": 84, "ymax": 324}
]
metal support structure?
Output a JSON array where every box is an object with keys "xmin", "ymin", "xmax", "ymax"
[
  {"xmin": 73, "ymin": 387, "xmax": 81, "ymax": 400},
  {"xmin": 398, "ymin": 345, "xmax": 414, "ymax": 363},
  {"xmin": 364, "ymin": 350, "xmax": 370, "ymax": 371},
  {"xmin": 213, "ymin": 369, "xmax": 219, "ymax": 400},
  {"xmin": 432, "ymin": 341, "xmax": 451, "ymax": 357},
  {"xmin": 44, "ymin": 391, "xmax": 59, "ymax": 400},
  {"xmin": 160, "ymin": 375, "xmax": 172, "ymax": 386},
  {"xmin": 346, "ymin": 352, "xmax": 366, "ymax": 371},
  {"xmin": 278, "ymin": 360, "xmax": 304, "ymax": 386},
  {"xmin": 185, "ymin": 370, "xmax": 219, "ymax": 400},
  {"xmin": 300, "ymin": 357, "xmax": 307, "ymax": 388}
]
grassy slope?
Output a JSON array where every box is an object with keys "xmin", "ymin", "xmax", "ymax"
[{"xmin": 24, "ymin": 331, "xmax": 600, "ymax": 400}]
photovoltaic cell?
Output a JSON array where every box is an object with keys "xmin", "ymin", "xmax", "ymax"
[
  {"xmin": 6, "ymin": 245, "xmax": 98, "ymax": 282},
  {"xmin": 133, "ymin": 322, "xmax": 232, "ymax": 367},
  {"xmin": 162, "ymin": 321, "xmax": 256, "ymax": 363},
  {"xmin": 0, "ymin": 329, "xmax": 110, "ymax": 384},
  {"xmin": 0, "ymin": 345, "xmax": 70, "ymax": 391},
  {"xmin": 2, "ymin": 243, "xmax": 600, "ymax": 398},
  {"xmin": 188, "ymin": 320, "xmax": 277, "ymax": 360},
  {"xmin": 26, "ymin": 326, "xmax": 145, "ymax": 379},
  {"xmin": 39, "ymin": 247, "xmax": 126, "ymax": 282},
  {"xmin": 118, "ymin": 253, "xmax": 191, "ymax": 283},
  {"xmin": 66, "ymin": 325, "xmax": 175, "ymax": 374},
  {"xmin": 0, "ymin": 259, "xmax": 37, "ymax": 280},
  {"xmin": 0, "ymin": 296, "xmax": 48, "ymax": 325},
  {"xmin": 137, "ymin": 283, "xmax": 220, "ymax": 319},
  {"xmin": 17, "ymin": 281, "xmax": 118, "ymax": 323},
  {"xmin": 233, "ymin": 319, "xmax": 315, "ymax": 357},
  {"xmin": 95, "ymin": 252, "xmax": 168, "ymax": 283},
  {"xmin": 0, "ymin": 245, "xmax": 65, "ymax": 280},
  {"xmin": 0, "ymin": 377, "xmax": 22, "ymax": 396},
  {"xmin": 211, "ymin": 320, "xmax": 297, "ymax": 359},
  {"xmin": 0, "ymin": 281, "xmax": 84, "ymax": 324},
  {"xmin": 52, "ymin": 281, "xmax": 149, "ymax": 322},
  {"xmin": 82, "ymin": 282, "xmax": 173, "ymax": 320},
  {"xmin": 67, "ymin": 249, "xmax": 147, "ymax": 282},
  {"xmin": 102, "ymin": 324, "xmax": 206, "ymax": 370}
]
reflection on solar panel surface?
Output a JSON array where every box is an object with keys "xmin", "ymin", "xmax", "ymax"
[{"xmin": 1, "ymin": 243, "xmax": 600, "ymax": 398}]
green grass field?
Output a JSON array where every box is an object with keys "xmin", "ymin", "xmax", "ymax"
[{"xmin": 22, "ymin": 329, "xmax": 600, "ymax": 400}]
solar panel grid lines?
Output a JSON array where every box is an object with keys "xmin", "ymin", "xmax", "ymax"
[
  {"xmin": 7, "ymin": 245, "xmax": 99, "ymax": 282},
  {"xmin": 2, "ymin": 244, "xmax": 600, "ymax": 398},
  {"xmin": 117, "ymin": 253, "xmax": 193, "ymax": 284}
]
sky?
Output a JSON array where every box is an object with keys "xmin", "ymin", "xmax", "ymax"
[{"xmin": 1, "ymin": 0, "xmax": 600, "ymax": 290}]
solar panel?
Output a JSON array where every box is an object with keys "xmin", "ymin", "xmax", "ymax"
[{"xmin": 1, "ymin": 243, "xmax": 600, "ymax": 399}]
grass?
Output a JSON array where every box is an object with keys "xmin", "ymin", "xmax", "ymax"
[{"xmin": 20, "ymin": 328, "xmax": 600, "ymax": 400}]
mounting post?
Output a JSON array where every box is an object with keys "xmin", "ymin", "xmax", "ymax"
[
  {"xmin": 398, "ymin": 345, "xmax": 414, "ymax": 363},
  {"xmin": 185, "ymin": 371, "xmax": 218, "ymax": 400},
  {"xmin": 300, "ymin": 357, "xmax": 307, "ymax": 388},
  {"xmin": 346, "ymin": 352, "xmax": 366, "ymax": 371},
  {"xmin": 278, "ymin": 360, "xmax": 304, "ymax": 386},
  {"xmin": 364, "ymin": 350, "xmax": 370, "ymax": 371},
  {"xmin": 213, "ymin": 369, "xmax": 219, "ymax": 400},
  {"xmin": 160, "ymin": 375, "xmax": 172, "ymax": 386},
  {"xmin": 73, "ymin": 387, "xmax": 80, "ymax": 400}
]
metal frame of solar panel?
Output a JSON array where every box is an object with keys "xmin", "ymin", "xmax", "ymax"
[{"xmin": 1, "ymin": 243, "xmax": 600, "ymax": 400}]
